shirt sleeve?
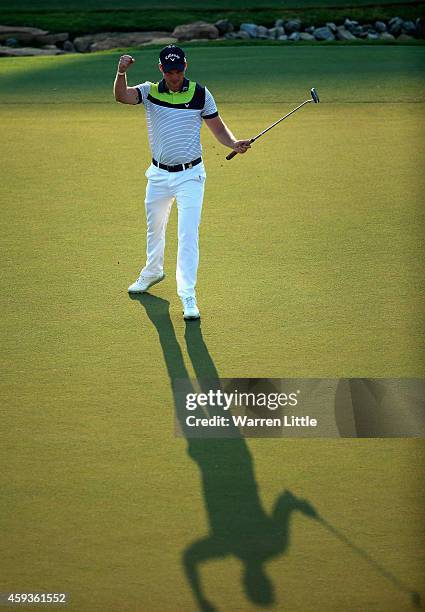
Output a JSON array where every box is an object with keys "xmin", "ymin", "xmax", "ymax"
[
  {"xmin": 135, "ymin": 81, "xmax": 151, "ymax": 105},
  {"xmin": 201, "ymin": 87, "xmax": 218, "ymax": 119}
]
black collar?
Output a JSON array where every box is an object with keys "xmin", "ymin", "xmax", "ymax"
[{"xmin": 158, "ymin": 77, "xmax": 189, "ymax": 94}]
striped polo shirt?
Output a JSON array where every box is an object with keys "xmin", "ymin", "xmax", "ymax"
[{"xmin": 136, "ymin": 77, "xmax": 218, "ymax": 166}]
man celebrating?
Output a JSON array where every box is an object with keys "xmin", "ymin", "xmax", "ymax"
[{"xmin": 114, "ymin": 45, "xmax": 251, "ymax": 320}]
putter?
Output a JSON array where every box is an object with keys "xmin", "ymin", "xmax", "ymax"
[{"xmin": 226, "ymin": 87, "xmax": 320, "ymax": 160}]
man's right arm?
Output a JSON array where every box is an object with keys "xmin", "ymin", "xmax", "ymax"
[{"xmin": 114, "ymin": 54, "xmax": 140, "ymax": 105}]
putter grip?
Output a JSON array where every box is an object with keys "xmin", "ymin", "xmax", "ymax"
[{"xmin": 226, "ymin": 150, "xmax": 238, "ymax": 161}]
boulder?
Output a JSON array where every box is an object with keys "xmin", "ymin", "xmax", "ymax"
[
  {"xmin": 351, "ymin": 25, "xmax": 363, "ymax": 37},
  {"xmin": 275, "ymin": 19, "xmax": 284, "ymax": 28},
  {"xmin": 416, "ymin": 18, "xmax": 425, "ymax": 38},
  {"xmin": 284, "ymin": 19, "xmax": 302, "ymax": 34},
  {"xmin": 74, "ymin": 31, "xmax": 169, "ymax": 52},
  {"xmin": 374, "ymin": 21, "xmax": 387, "ymax": 33},
  {"xmin": 235, "ymin": 30, "xmax": 250, "ymax": 40},
  {"xmin": 172, "ymin": 21, "xmax": 219, "ymax": 41},
  {"xmin": 214, "ymin": 19, "xmax": 233, "ymax": 35},
  {"xmin": 63, "ymin": 40, "xmax": 75, "ymax": 52},
  {"xmin": 379, "ymin": 32, "xmax": 395, "ymax": 41},
  {"xmin": 402, "ymin": 21, "xmax": 416, "ymax": 35},
  {"xmin": 141, "ymin": 36, "xmax": 177, "ymax": 46},
  {"xmin": 326, "ymin": 22, "xmax": 337, "ymax": 34},
  {"xmin": 344, "ymin": 18, "xmax": 359, "ymax": 31},
  {"xmin": 0, "ymin": 25, "xmax": 48, "ymax": 44},
  {"xmin": 257, "ymin": 25, "xmax": 269, "ymax": 38},
  {"xmin": 268, "ymin": 26, "xmax": 285, "ymax": 39},
  {"xmin": 397, "ymin": 33, "xmax": 414, "ymax": 41},
  {"xmin": 0, "ymin": 44, "xmax": 64, "ymax": 56},
  {"xmin": 4, "ymin": 37, "xmax": 18, "ymax": 47},
  {"xmin": 278, "ymin": 34, "xmax": 288, "ymax": 41},
  {"xmin": 336, "ymin": 26, "xmax": 357, "ymax": 41},
  {"xmin": 34, "ymin": 32, "xmax": 69, "ymax": 45},
  {"xmin": 388, "ymin": 17, "xmax": 403, "ymax": 36},
  {"xmin": 314, "ymin": 26, "xmax": 335, "ymax": 41},
  {"xmin": 288, "ymin": 32, "xmax": 300, "ymax": 41},
  {"xmin": 304, "ymin": 26, "xmax": 315, "ymax": 34},
  {"xmin": 367, "ymin": 31, "xmax": 379, "ymax": 40},
  {"xmin": 299, "ymin": 32, "xmax": 315, "ymax": 41},
  {"xmin": 224, "ymin": 32, "xmax": 236, "ymax": 39},
  {"xmin": 239, "ymin": 23, "xmax": 258, "ymax": 38}
]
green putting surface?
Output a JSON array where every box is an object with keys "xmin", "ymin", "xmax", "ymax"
[{"xmin": 0, "ymin": 46, "xmax": 424, "ymax": 611}]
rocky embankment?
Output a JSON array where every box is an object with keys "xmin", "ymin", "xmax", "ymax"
[{"xmin": 0, "ymin": 16, "xmax": 424, "ymax": 57}]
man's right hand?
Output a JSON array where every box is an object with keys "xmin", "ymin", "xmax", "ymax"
[{"xmin": 118, "ymin": 54, "xmax": 135, "ymax": 73}]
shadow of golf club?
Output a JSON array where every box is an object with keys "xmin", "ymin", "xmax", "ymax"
[{"xmin": 130, "ymin": 292, "xmax": 318, "ymax": 612}]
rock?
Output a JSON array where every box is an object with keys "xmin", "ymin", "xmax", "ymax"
[
  {"xmin": 389, "ymin": 17, "xmax": 403, "ymax": 36},
  {"xmin": 74, "ymin": 31, "xmax": 169, "ymax": 52},
  {"xmin": 326, "ymin": 22, "xmax": 337, "ymax": 34},
  {"xmin": 275, "ymin": 19, "xmax": 284, "ymax": 28},
  {"xmin": 63, "ymin": 40, "xmax": 75, "ymax": 52},
  {"xmin": 416, "ymin": 18, "xmax": 425, "ymax": 38},
  {"xmin": 314, "ymin": 26, "xmax": 335, "ymax": 41},
  {"xmin": 257, "ymin": 25, "xmax": 269, "ymax": 37},
  {"xmin": 34, "ymin": 32, "xmax": 69, "ymax": 45},
  {"xmin": 344, "ymin": 18, "xmax": 359, "ymax": 31},
  {"xmin": 42, "ymin": 44, "xmax": 59, "ymax": 50},
  {"xmin": 304, "ymin": 26, "xmax": 315, "ymax": 34},
  {"xmin": 0, "ymin": 25, "xmax": 48, "ymax": 44},
  {"xmin": 367, "ymin": 31, "xmax": 379, "ymax": 40},
  {"xmin": 379, "ymin": 32, "xmax": 395, "ymax": 41},
  {"xmin": 284, "ymin": 19, "xmax": 302, "ymax": 34},
  {"xmin": 73, "ymin": 34, "xmax": 93, "ymax": 52},
  {"xmin": 299, "ymin": 32, "xmax": 315, "ymax": 41},
  {"xmin": 0, "ymin": 44, "xmax": 64, "ymax": 56},
  {"xmin": 224, "ymin": 32, "xmax": 236, "ymax": 39},
  {"xmin": 268, "ymin": 27, "xmax": 285, "ymax": 39},
  {"xmin": 235, "ymin": 30, "xmax": 250, "ymax": 40},
  {"xmin": 239, "ymin": 23, "xmax": 258, "ymax": 38},
  {"xmin": 336, "ymin": 26, "xmax": 357, "ymax": 41},
  {"xmin": 374, "ymin": 21, "xmax": 387, "ymax": 33},
  {"xmin": 147, "ymin": 36, "xmax": 177, "ymax": 45},
  {"xmin": 139, "ymin": 37, "xmax": 178, "ymax": 47},
  {"xmin": 397, "ymin": 33, "xmax": 414, "ymax": 41},
  {"xmin": 288, "ymin": 32, "xmax": 300, "ymax": 41},
  {"xmin": 402, "ymin": 21, "xmax": 416, "ymax": 35},
  {"xmin": 4, "ymin": 37, "xmax": 18, "ymax": 47},
  {"xmin": 278, "ymin": 34, "xmax": 288, "ymax": 41},
  {"xmin": 172, "ymin": 21, "xmax": 219, "ymax": 41},
  {"xmin": 214, "ymin": 19, "xmax": 233, "ymax": 35}
]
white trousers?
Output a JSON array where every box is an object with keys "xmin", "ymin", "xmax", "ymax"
[{"xmin": 141, "ymin": 162, "xmax": 206, "ymax": 299}]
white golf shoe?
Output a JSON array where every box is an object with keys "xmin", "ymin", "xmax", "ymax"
[
  {"xmin": 182, "ymin": 296, "xmax": 200, "ymax": 320},
  {"xmin": 128, "ymin": 273, "xmax": 165, "ymax": 294}
]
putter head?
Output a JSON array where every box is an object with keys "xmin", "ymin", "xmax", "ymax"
[{"xmin": 310, "ymin": 87, "xmax": 320, "ymax": 103}]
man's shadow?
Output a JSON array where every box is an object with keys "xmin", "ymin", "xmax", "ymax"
[{"xmin": 130, "ymin": 293, "xmax": 318, "ymax": 612}]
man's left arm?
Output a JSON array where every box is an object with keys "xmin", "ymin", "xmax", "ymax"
[{"xmin": 204, "ymin": 115, "xmax": 251, "ymax": 154}]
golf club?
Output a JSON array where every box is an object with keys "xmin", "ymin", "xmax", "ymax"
[{"xmin": 226, "ymin": 87, "xmax": 320, "ymax": 160}]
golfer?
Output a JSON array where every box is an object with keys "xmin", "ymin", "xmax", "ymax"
[{"xmin": 114, "ymin": 45, "xmax": 251, "ymax": 319}]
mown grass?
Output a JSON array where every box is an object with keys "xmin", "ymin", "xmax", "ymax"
[{"xmin": 0, "ymin": 45, "xmax": 424, "ymax": 612}]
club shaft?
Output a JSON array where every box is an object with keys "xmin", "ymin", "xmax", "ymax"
[
  {"xmin": 319, "ymin": 517, "xmax": 414, "ymax": 595},
  {"xmin": 251, "ymin": 99, "xmax": 312, "ymax": 142}
]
